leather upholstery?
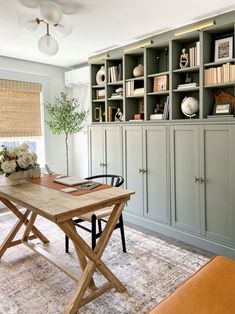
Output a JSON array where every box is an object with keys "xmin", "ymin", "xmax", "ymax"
[{"xmin": 149, "ymin": 256, "xmax": 235, "ymax": 314}]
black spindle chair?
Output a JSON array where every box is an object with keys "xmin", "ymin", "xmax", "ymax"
[{"xmin": 65, "ymin": 174, "xmax": 126, "ymax": 253}]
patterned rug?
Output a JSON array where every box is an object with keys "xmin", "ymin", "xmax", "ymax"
[{"xmin": 0, "ymin": 213, "xmax": 211, "ymax": 314}]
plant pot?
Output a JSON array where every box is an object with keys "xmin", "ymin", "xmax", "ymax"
[{"xmin": 4, "ymin": 168, "xmax": 41, "ymax": 186}]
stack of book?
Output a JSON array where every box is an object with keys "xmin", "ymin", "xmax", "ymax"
[
  {"xmin": 177, "ymin": 82, "xmax": 197, "ymax": 89},
  {"xmin": 189, "ymin": 42, "xmax": 200, "ymax": 67},
  {"xmin": 96, "ymin": 89, "xmax": 105, "ymax": 99},
  {"xmin": 204, "ymin": 63, "xmax": 235, "ymax": 85},
  {"xmin": 108, "ymin": 64, "xmax": 122, "ymax": 83},
  {"xmin": 111, "ymin": 90, "xmax": 123, "ymax": 98},
  {"xmin": 126, "ymin": 81, "xmax": 144, "ymax": 96},
  {"xmin": 150, "ymin": 96, "xmax": 170, "ymax": 120}
]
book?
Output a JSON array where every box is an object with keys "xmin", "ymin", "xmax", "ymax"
[
  {"xmin": 177, "ymin": 83, "xmax": 197, "ymax": 89},
  {"xmin": 150, "ymin": 114, "xmax": 163, "ymax": 120},
  {"xmin": 133, "ymin": 87, "xmax": 144, "ymax": 95}
]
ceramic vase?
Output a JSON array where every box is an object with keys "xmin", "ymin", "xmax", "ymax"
[
  {"xmin": 133, "ymin": 64, "xmax": 144, "ymax": 77},
  {"xmin": 96, "ymin": 66, "xmax": 105, "ymax": 85}
]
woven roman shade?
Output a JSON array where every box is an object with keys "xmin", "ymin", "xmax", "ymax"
[{"xmin": 0, "ymin": 79, "xmax": 42, "ymax": 137}]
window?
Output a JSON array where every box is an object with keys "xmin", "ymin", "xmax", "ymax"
[{"xmin": 0, "ymin": 79, "xmax": 45, "ymax": 166}]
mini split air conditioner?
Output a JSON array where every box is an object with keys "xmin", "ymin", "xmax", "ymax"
[{"xmin": 64, "ymin": 66, "xmax": 90, "ymax": 86}]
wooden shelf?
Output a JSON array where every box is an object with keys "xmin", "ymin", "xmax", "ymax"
[
  {"xmin": 173, "ymin": 66, "xmax": 200, "ymax": 73},
  {"xmin": 148, "ymin": 91, "xmax": 169, "ymax": 95},
  {"xmin": 107, "ymin": 81, "xmax": 123, "ymax": 86},
  {"xmin": 204, "ymin": 82, "xmax": 235, "ymax": 88},
  {"xmin": 147, "ymin": 71, "xmax": 169, "ymax": 78},
  {"xmin": 173, "ymin": 87, "xmax": 199, "ymax": 92},
  {"xmin": 126, "ymin": 76, "xmax": 144, "ymax": 82},
  {"xmin": 204, "ymin": 58, "xmax": 235, "ymax": 68}
]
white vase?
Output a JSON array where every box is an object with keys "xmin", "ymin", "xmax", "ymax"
[
  {"xmin": 96, "ymin": 66, "xmax": 105, "ymax": 85},
  {"xmin": 5, "ymin": 168, "xmax": 40, "ymax": 186}
]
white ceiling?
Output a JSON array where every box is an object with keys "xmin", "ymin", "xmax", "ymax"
[{"xmin": 1, "ymin": 0, "xmax": 235, "ymax": 68}]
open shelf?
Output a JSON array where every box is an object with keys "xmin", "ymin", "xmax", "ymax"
[
  {"xmin": 148, "ymin": 91, "xmax": 169, "ymax": 95},
  {"xmin": 92, "ymin": 99, "xmax": 106, "ymax": 102},
  {"xmin": 92, "ymin": 84, "xmax": 105, "ymax": 89},
  {"xmin": 173, "ymin": 87, "xmax": 199, "ymax": 92},
  {"xmin": 204, "ymin": 82, "xmax": 235, "ymax": 88},
  {"xmin": 107, "ymin": 81, "xmax": 123, "ymax": 86},
  {"xmin": 108, "ymin": 97, "xmax": 123, "ymax": 100},
  {"xmin": 204, "ymin": 58, "xmax": 235, "ymax": 68},
  {"xmin": 126, "ymin": 76, "xmax": 144, "ymax": 81},
  {"xmin": 173, "ymin": 66, "xmax": 200, "ymax": 73}
]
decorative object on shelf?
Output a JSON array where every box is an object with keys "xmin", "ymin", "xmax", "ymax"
[
  {"xmin": 96, "ymin": 89, "xmax": 105, "ymax": 99},
  {"xmin": 0, "ymin": 143, "xmax": 40, "ymax": 185},
  {"xmin": 94, "ymin": 106, "xmax": 103, "ymax": 122},
  {"xmin": 181, "ymin": 96, "xmax": 199, "ymax": 118},
  {"xmin": 177, "ymin": 82, "xmax": 197, "ymax": 89},
  {"xmin": 108, "ymin": 106, "xmax": 118, "ymax": 121},
  {"xmin": 114, "ymin": 108, "xmax": 124, "ymax": 122},
  {"xmin": 215, "ymin": 37, "xmax": 233, "ymax": 62},
  {"xmin": 18, "ymin": 0, "xmax": 75, "ymax": 56},
  {"xmin": 213, "ymin": 103, "xmax": 233, "ymax": 115},
  {"xmin": 179, "ymin": 48, "xmax": 189, "ymax": 68},
  {"xmin": 154, "ymin": 104, "xmax": 164, "ymax": 114},
  {"xmin": 185, "ymin": 73, "xmax": 192, "ymax": 84},
  {"xmin": 214, "ymin": 90, "xmax": 235, "ymax": 114},
  {"xmin": 46, "ymin": 89, "xmax": 88, "ymax": 176},
  {"xmin": 134, "ymin": 113, "xmax": 144, "ymax": 120},
  {"xmin": 96, "ymin": 66, "xmax": 106, "ymax": 85},
  {"xmin": 133, "ymin": 64, "xmax": 144, "ymax": 77},
  {"xmin": 111, "ymin": 87, "xmax": 123, "ymax": 98},
  {"xmin": 153, "ymin": 75, "xmax": 168, "ymax": 92}
]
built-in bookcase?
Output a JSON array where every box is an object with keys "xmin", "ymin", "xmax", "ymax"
[{"xmin": 89, "ymin": 11, "xmax": 235, "ymax": 123}]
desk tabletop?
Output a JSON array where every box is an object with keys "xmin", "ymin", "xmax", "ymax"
[{"xmin": 0, "ymin": 180, "xmax": 134, "ymax": 223}]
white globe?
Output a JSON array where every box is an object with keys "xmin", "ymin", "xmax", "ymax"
[{"xmin": 181, "ymin": 97, "xmax": 199, "ymax": 117}]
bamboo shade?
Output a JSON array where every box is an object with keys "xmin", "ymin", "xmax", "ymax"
[{"xmin": 0, "ymin": 79, "xmax": 42, "ymax": 137}]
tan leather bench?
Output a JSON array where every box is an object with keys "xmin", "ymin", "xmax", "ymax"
[{"xmin": 149, "ymin": 256, "xmax": 235, "ymax": 314}]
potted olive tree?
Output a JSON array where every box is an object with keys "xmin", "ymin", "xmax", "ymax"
[{"xmin": 46, "ymin": 89, "xmax": 88, "ymax": 176}]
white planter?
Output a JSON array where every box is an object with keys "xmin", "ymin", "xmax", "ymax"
[{"xmin": 5, "ymin": 168, "xmax": 40, "ymax": 185}]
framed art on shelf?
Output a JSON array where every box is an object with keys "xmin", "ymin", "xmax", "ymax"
[
  {"xmin": 213, "ymin": 103, "xmax": 232, "ymax": 115},
  {"xmin": 214, "ymin": 37, "xmax": 233, "ymax": 62},
  {"xmin": 153, "ymin": 75, "xmax": 168, "ymax": 92}
]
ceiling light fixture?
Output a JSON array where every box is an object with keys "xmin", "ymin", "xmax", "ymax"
[{"xmin": 18, "ymin": 0, "xmax": 75, "ymax": 56}]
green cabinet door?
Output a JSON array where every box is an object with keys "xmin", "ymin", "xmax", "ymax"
[
  {"xmin": 88, "ymin": 126, "xmax": 104, "ymax": 176},
  {"xmin": 123, "ymin": 125, "xmax": 144, "ymax": 216},
  {"xmin": 143, "ymin": 125, "xmax": 169, "ymax": 223},
  {"xmin": 170, "ymin": 125, "xmax": 200, "ymax": 234},
  {"xmin": 104, "ymin": 126, "xmax": 123, "ymax": 176},
  {"xmin": 200, "ymin": 124, "xmax": 235, "ymax": 246}
]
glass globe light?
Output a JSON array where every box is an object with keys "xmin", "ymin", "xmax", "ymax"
[
  {"xmin": 18, "ymin": 0, "xmax": 41, "ymax": 8},
  {"xmin": 38, "ymin": 34, "xmax": 59, "ymax": 56},
  {"xmin": 18, "ymin": 13, "xmax": 39, "ymax": 32},
  {"xmin": 54, "ymin": 16, "xmax": 72, "ymax": 36},
  {"xmin": 55, "ymin": 0, "xmax": 79, "ymax": 15},
  {"xmin": 40, "ymin": 1, "xmax": 62, "ymax": 24}
]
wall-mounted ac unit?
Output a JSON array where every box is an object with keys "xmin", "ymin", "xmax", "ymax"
[{"xmin": 65, "ymin": 66, "xmax": 90, "ymax": 86}]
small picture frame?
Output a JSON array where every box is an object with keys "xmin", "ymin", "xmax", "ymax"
[
  {"xmin": 213, "ymin": 103, "xmax": 232, "ymax": 115},
  {"xmin": 214, "ymin": 37, "xmax": 233, "ymax": 62},
  {"xmin": 153, "ymin": 75, "xmax": 168, "ymax": 92}
]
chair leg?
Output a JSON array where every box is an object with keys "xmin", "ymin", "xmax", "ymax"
[
  {"xmin": 98, "ymin": 219, "xmax": 102, "ymax": 234},
  {"xmin": 65, "ymin": 235, "xmax": 69, "ymax": 253},
  {"xmin": 119, "ymin": 214, "xmax": 127, "ymax": 253},
  {"xmin": 91, "ymin": 214, "xmax": 97, "ymax": 250}
]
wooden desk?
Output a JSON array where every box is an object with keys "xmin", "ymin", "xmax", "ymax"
[{"xmin": 0, "ymin": 180, "xmax": 134, "ymax": 313}]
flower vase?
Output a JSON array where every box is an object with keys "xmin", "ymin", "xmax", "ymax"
[{"xmin": 5, "ymin": 170, "xmax": 30, "ymax": 185}]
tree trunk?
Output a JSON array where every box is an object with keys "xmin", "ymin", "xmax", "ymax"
[{"xmin": 65, "ymin": 133, "xmax": 69, "ymax": 176}]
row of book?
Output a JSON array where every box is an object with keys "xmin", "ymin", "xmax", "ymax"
[
  {"xmin": 108, "ymin": 64, "xmax": 122, "ymax": 83},
  {"xmin": 150, "ymin": 96, "xmax": 169, "ymax": 120},
  {"xmin": 204, "ymin": 63, "xmax": 235, "ymax": 85},
  {"xmin": 189, "ymin": 41, "xmax": 200, "ymax": 67}
]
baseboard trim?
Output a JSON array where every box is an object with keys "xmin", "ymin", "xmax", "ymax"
[{"xmin": 123, "ymin": 212, "xmax": 235, "ymax": 259}]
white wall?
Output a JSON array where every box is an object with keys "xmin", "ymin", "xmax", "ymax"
[
  {"xmin": 71, "ymin": 83, "xmax": 91, "ymax": 178},
  {"xmin": 0, "ymin": 56, "xmax": 68, "ymax": 174}
]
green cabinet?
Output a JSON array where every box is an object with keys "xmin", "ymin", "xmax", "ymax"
[
  {"xmin": 88, "ymin": 125, "xmax": 122, "ymax": 177},
  {"xmin": 170, "ymin": 125, "xmax": 200, "ymax": 234},
  {"xmin": 170, "ymin": 124, "xmax": 235, "ymax": 246},
  {"xmin": 123, "ymin": 125, "xmax": 169, "ymax": 222}
]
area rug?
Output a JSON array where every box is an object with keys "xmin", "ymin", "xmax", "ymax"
[{"xmin": 0, "ymin": 213, "xmax": 210, "ymax": 314}]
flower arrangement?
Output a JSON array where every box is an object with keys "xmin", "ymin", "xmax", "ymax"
[{"xmin": 0, "ymin": 143, "xmax": 39, "ymax": 177}]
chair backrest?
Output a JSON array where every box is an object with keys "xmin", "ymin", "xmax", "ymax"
[{"xmin": 85, "ymin": 174, "xmax": 124, "ymax": 187}]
